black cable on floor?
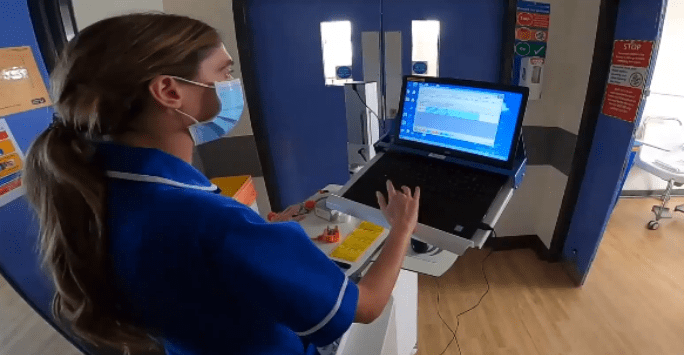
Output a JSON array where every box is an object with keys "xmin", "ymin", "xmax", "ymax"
[
  {"xmin": 434, "ymin": 230, "xmax": 496, "ymax": 355},
  {"xmin": 434, "ymin": 277, "xmax": 458, "ymax": 355}
]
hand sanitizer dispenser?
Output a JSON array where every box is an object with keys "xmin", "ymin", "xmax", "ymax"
[{"xmin": 519, "ymin": 56, "xmax": 544, "ymax": 100}]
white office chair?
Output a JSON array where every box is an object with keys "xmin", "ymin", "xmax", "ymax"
[{"xmin": 634, "ymin": 116, "xmax": 684, "ymax": 230}]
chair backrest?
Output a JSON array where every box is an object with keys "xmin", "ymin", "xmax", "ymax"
[{"xmin": 640, "ymin": 117, "xmax": 684, "ymax": 159}]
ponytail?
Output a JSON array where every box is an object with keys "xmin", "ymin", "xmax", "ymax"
[
  {"xmin": 23, "ymin": 12, "xmax": 221, "ymax": 354},
  {"xmin": 24, "ymin": 122, "xmax": 162, "ymax": 354}
]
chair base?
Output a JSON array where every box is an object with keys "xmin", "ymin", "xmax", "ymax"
[
  {"xmin": 652, "ymin": 205, "xmax": 673, "ymax": 220},
  {"xmin": 649, "ymin": 205, "xmax": 684, "ymax": 230},
  {"xmin": 648, "ymin": 220, "xmax": 661, "ymax": 230},
  {"xmin": 646, "ymin": 179, "xmax": 683, "ymax": 230}
]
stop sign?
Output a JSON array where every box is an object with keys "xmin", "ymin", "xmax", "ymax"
[{"xmin": 518, "ymin": 12, "xmax": 533, "ymax": 26}]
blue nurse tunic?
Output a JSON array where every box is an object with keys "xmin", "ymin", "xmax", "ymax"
[{"xmin": 96, "ymin": 142, "xmax": 358, "ymax": 354}]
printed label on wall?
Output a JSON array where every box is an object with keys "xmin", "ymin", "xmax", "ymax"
[
  {"xmin": 0, "ymin": 47, "xmax": 51, "ymax": 116},
  {"xmin": 513, "ymin": 1, "xmax": 551, "ymax": 100},
  {"xmin": 516, "ymin": 27, "xmax": 548, "ymax": 42},
  {"xmin": 516, "ymin": 4, "xmax": 550, "ymax": 29},
  {"xmin": 412, "ymin": 61, "xmax": 428, "ymax": 75},
  {"xmin": 601, "ymin": 40, "xmax": 654, "ymax": 123},
  {"xmin": 611, "ymin": 40, "xmax": 654, "ymax": 68},
  {"xmin": 608, "ymin": 65, "xmax": 648, "ymax": 88},
  {"xmin": 0, "ymin": 119, "xmax": 25, "ymax": 207},
  {"xmin": 336, "ymin": 66, "xmax": 352, "ymax": 80}
]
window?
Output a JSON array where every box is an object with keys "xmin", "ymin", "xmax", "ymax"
[
  {"xmin": 638, "ymin": 0, "xmax": 684, "ymax": 132},
  {"xmin": 412, "ymin": 20, "xmax": 440, "ymax": 77},
  {"xmin": 321, "ymin": 21, "xmax": 353, "ymax": 86}
]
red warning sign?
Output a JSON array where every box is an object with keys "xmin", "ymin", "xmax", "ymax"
[
  {"xmin": 517, "ymin": 12, "xmax": 549, "ymax": 29},
  {"xmin": 602, "ymin": 84, "xmax": 643, "ymax": 123},
  {"xmin": 0, "ymin": 177, "xmax": 21, "ymax": 198},
  {"xmin": 516, "ymin": 28, "xmax": 548, "ymax": 42},
  {"xmin": 532, "ymin": 14, "xmax": 550, "ymax": 29},
  {"xmin": 611, "ymin": 40, "xmax": 654, "ymax": 68},
  {"xmin": 517, "ymin": 12, "xmax": 533, "ymax": 26},
  {"xmin": 516, "ymin": 27, "xmax": 533, "ymax": 41},
  {"xmin": 601, "ymin": 40, "xmax": 654, "ymax": 123}
]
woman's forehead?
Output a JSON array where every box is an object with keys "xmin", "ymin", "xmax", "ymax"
[{"xmin": 203, "ymin": 44, "xmax": 233, "ymax": 68}]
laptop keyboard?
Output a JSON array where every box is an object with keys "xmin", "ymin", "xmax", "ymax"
[
  {"xmin": 366, "ymin": 151, "xmax": 505, "ymax": 200},
  {"xmin": 342, "ymin": 151, "xmax": 508, "ymax": 239}
]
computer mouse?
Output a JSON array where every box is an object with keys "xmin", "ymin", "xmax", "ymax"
[{"xmin": 411, "ymin": 239, "xmax": 429, "ymax": 254}]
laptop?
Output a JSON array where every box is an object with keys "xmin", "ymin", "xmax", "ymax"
[{"xmin": 333, "ymin": 76, "xmax": 528, "ymax": 241}]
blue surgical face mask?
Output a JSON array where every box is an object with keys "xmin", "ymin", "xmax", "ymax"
[{"xmin": 172, "ymin": 76, "xmax": 245, "ymax": 145}]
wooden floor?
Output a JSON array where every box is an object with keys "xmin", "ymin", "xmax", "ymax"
[
  {"xmin": 1, "ymin": 197, "xmax": 683, "ymax": 355},
  {"xmin": 0, "ymin": 277, "xmax": 80, "ymax": 355},
  {"xmin": 416, "ymin": 196, "xmax": 684, "ymax": 355}
]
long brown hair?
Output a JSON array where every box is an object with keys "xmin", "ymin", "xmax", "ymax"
[{"xmin": 23, "ymin": 13, "xmax": 220, "ymax": 354}]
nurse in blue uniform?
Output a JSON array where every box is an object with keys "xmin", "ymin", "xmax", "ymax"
[{"xmin": 24, "ymin": 13, "xmax": 419, "ymax": 355}]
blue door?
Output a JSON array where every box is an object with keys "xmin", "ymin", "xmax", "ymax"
[
  {"xmin": 234, "ymin": 0, "xmax": 383, "ymax": 210},
  {"xmin": 561, "ymin": 0, "xmax": 666, "ymax": 285},
  {"xmin": 234, "ymin": 0, "xmax": 508, "ymax": 210}
]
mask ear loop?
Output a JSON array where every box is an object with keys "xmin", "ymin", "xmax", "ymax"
[
  {"xmin": 168, "ymin": 76, "xmax": 216, "ymax": 125},
  {"xmin": 170, "ymin": 76, "xmax": 216, "ymax": 89},
  {"xmin": 175, "ymin": 109, "xmax": 200, "ymax": 124}
]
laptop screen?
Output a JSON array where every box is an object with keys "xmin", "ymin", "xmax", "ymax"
[{"xmin": 398, "ymin": 79, "xmax": 525, "ymax": 162}]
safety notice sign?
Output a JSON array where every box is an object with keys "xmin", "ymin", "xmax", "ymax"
[
  {"xmin": 516, "ymin": 27, "xmax": 548, "ymax": 42},
  {"xmin": 517, "ymin": 11, "xmax": 549, "ymax": 29},
  {"xmin": 512, "ymin": 1, "xmax": 550, "ymax": 101},
  {"xmin": 0, "ymin": 47, "xmax": 52, "ymax": 116},
  {"xmin": 601, "ymin": 40, "xmax": 654, "ymax": 123},
  {"xmin": 0, "ymin": 119, "xmax": 25, "ymax": 207}
]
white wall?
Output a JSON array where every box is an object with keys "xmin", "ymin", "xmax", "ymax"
[
  {"xmin": 71, "ymin": 0, "xmax": 164, "ymax": 29},
  {"xmin": 521, "ymin": 0, "xmax": 601, "ymax": 135},
  {"xmin": 623, "ymin": 0, "xmax": 684, "ymax": 192},
  {"xmin": 496, "ymin": 0, "xmax": 600, "ymax": 246},
  {"xmin": 163, "ymin": 0, "xmax": 253, "ymax": 138},
  {"xmin": 495, "ymin": 166, "xmax": 569, "ymax": 247}
]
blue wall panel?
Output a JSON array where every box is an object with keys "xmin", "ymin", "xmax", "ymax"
[
  {"xmin": 383, "ymin": 0, "xmax": 505, "ymax": 82},
  {"xmin": 1, "ymin": 0, "xmax": 56, "ymax": 333},
  {"xmin": 562, "ymin": 0, "xmax": 666, "ymax": 283},
  {"xmin": 242, "ymin": 0, "xmax": 382, "ymax": 209}
]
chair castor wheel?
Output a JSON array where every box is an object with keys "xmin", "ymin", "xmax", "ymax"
[{"xmin": 647, "ymin": 220, "xmax": 660, "ymax": 230}]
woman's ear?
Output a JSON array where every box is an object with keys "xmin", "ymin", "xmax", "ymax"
[{"xmin": 148, "ymin": 76, "xmax": 184, "ymax": 109}]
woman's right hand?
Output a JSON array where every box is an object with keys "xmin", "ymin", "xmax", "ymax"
[
  {"xmin": 268, "ymin": 205, "xmax": 306, "ymax": 223},
  {"xmin": 376, "ymin": 180, "xmax": 420, "ymax": 233},
  {"xmin": 355, "ymin": 181, "xmax": 421, "ymax": 324}
]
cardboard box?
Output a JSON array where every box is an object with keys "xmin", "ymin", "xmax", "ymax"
[{"xmin": 210, "ymin": 175, "xmax": 258, "ymax": 207}]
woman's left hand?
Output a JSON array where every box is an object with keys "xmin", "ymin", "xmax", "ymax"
[{"xmin": 268, "ymin": 204, "xmax": 306, "ymax": 222}]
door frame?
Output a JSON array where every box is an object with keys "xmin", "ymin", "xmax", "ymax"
[
  {"xmin": 548, "ymin": 0, "xmax": 621, "ymax": 262},
  {"xmin": 553, "ymin": 0, "xmax": 668, "ymax": 285}
]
